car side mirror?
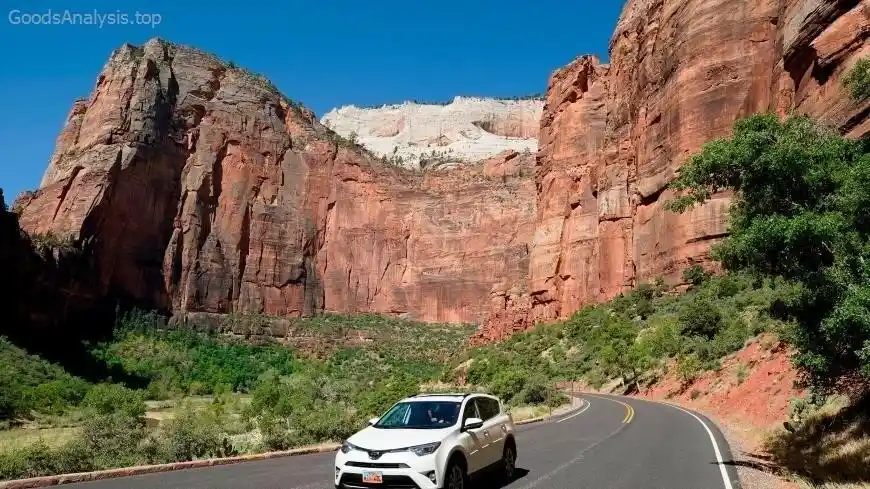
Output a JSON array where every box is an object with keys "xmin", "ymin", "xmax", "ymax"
[
  {"xmin": 463, "ymin": 417, "xmax": 484, "ymax": 430},
  {"xmin": 368, "ymin": 417, "xmax": 379, "ymax": 426}
]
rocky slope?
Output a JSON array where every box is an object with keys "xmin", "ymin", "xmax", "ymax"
[
  {"xmin": 478, "ymin": 0, "xmax": 870, "ymax": 341},
  {"xmin": 14, "ymin": 39, "xmax": 536, "ymax": 325},
  {"xmin": 320, "ymin": 97, "xmax": 542, "ymax": 169}
]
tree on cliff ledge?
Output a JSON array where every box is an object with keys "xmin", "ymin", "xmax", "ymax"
[{"xmin": 666, "ymin": 114, "xmax": 870, "ymax": 386}]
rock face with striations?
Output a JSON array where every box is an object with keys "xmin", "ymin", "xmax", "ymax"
[
  {"xmin": 16, "ymin": 39, "xmax": 536, "ymax": 325},
  {"xmin": 15, "ymin": 0, "xmax": 870, "ymax": 341},
  {"xmin": 477, "ymin": 0, "xmax": 870, "ymax": 342}
]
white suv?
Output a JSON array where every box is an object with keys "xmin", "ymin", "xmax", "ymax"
[{"xmin": 334, "ymin": 393, "xmax": 517, "ymax": 489}]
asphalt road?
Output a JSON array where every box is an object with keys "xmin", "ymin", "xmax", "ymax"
[{"xmin": 67, "ymin": 394, "xmax": 740, "ymax": 489}]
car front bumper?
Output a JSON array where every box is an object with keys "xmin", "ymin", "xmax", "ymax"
[{"xmin": 334, "ymin": 449, "xmax": 441, "ymax": 489}]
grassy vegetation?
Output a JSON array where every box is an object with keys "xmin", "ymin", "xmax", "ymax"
[
  {"xmin": 456, "ymin": 271, "xmax": 790, "ymax": 399},
  {"xmin": 0, "ymin": 312, "xmax": 486, "ymax": 480},
  {"xmin": 766, "ymin": 394, "xmax": 870, "ymax": 486}
]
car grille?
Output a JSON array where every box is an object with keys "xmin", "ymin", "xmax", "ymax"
[
  {"xmin": 346, "ymin": 461, "xmax": 410, "ymax": 469},
  {"xmin": 339, "ymin": 473, "xmax": 420, "ymax": 488}
]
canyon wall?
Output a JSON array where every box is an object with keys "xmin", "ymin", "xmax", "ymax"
[
  {"xmin": 478, "ymin": 0, "xmax": 870, "ymax": 341},
  {"xmin": 14, "ymin": 0, "xmax": 870, "ymax": 338},
  {"xmin": 15, "ymin": 39, "xmax": 536, "ymax": 325}
]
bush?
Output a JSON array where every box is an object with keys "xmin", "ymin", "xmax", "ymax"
[
  {"xmin": 683, "ymin": 265, "xmax": 711, "ymax": 286},
  {"xmin": 0, "ymin": 375, "xmax": 30, "ymax": 420},
  {"xmin": 76, "ymin": 413, "xmax": 147, "ymax": 469},
  {"xmin": 25, "ymin": 378, "xmax": 89, "ymax": 415},
  {"xmin": 844, "ymin": 57, "xmax": 870, "ymax": 102},
  {"xmin": 678, "ymin": 298, "xmax": 722, "ymax": 338},
  {"xmin": 734, "ymin": 363, "xmax": 749, "ymax": 385},
  {"xmin": 82, "ymin": 384, "xmax": 145, "ymax": 419},
  {"xmin": 160, "ymin": 410, "xmax": 234, "ymax": 462},
  {"xmin": 488, "ymin": 369, "xmax": 527, "ymax": 404},
  {"xmin": 677, "ymin": 354, "xmax": 702, "ymax": 386},
  {"xmin": 0, "ymin": 440, "xmax": 63, "ymax": 480},
  {"xmin": 294, "ymin": 404, "xmax": 362, "ymax": 444},
  {"xmin": 516, "ymin": 377, "xmax": 566, "ymax": 408}
]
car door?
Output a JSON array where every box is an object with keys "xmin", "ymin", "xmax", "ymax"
[
  {"xmin": 458, "ymin": 397, "xmax": 487, "ymax": 474},
  {"xmin": 477, "ymin": 396, "xmax": 504, "ymax": 467}
]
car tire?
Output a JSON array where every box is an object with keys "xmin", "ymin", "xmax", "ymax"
[
  {"xmin": 502, "ymin": 440, "xmax": 517, "ymax": 482},
  {"xmin": 444, "ymin": 458, "xmax": 467, "ymax": 489}
]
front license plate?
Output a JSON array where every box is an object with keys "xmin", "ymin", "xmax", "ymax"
[{"xmin": 362, "ymin": 471, "xmax": 383, "ymax": 483}]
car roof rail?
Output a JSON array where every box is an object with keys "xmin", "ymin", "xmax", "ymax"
[{"xmin": 410, "ymin": 392, "xmax": 476, "ymax": 398}]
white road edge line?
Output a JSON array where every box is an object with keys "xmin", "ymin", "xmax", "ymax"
[
  {"xmin": 556, "ymin": 399, "xmax": 590, "ymax": 423},
  {"xmin": 661, "ymin": 402, "xmax": 735, "ymax": 489}
]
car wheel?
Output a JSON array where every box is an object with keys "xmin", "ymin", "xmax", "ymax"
[
  {"xmin": 502, "ymin": 442, "xmax": 517, "ymax": 482},
  {"xmin": 445, "ymin": 459, "xmax": 467, "ymax": 489}
]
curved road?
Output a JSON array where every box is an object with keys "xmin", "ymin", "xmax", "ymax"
[{"xmin": 67, "ymin": 394, "xmax": 740, "ymax": 489}]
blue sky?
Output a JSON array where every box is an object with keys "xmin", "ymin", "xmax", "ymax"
[{"xmin": 0, "ymin": 1, "xmax": 624, "ymax": 202}]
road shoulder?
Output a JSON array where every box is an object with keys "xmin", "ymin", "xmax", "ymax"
[{"xmin": 0, "ymin": 443, "xmax": 340, "ymax": 489}]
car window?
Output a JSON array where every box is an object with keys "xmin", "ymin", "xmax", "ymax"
[
  {"xmin": 374, "ymin": 401, "xmax": 460, "ymax": 429},
  {"xmin": 461, "ymin": 398, "xmax": 481, "ymax": 423},
  {"xmin": 478, "ymin": 398, "xmax": 500, "ymax": 420}
]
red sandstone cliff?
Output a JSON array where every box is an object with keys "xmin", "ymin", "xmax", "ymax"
[
  {"xmin": 15, "ymin": 39, "xmax": 536, "ymax": 324},
  {"xmin": 477, "ymin": 0, "xmax": 870, "ymax": 341},
  {"xmin": 15, "ymin": 0, "xmax": 870, "ymax": 338}
]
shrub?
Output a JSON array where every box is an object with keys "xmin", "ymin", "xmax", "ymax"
[
  {"xmin": 683, "ymin": 265, "xmax": 711, "ymax": 286},
  {"xmin": 678, "ymin": 298, "xmax": 722, "ymax": 338},
  {"xmin": 0, "ymin": 375, "xmax": 30, "ymax": 420},
  {"xmin": 516, "ymin": 377, "xmax": 565, "ymax": 407},
  {"xmin": 734, "ymin": 363, "xmax": 749, "ymax": 385},
  {"xmin": 160, "ymin": 410, "xmax": 233, "ymax": 462},
  {"xmin": 487, "ymin": 369, "xmax": 527, "ymax": 404},
  {"xmin": 844, "ymin": 57, "xmax": 870, "ymax": 101},
  {"xmin": 677, "ymin": 354, "xmax": 702, "ymax": 385},
  {"xmin": 0, "ymin": 440, "xmax": 61, "ymax": 480},
  {"xmin": 25, "ymin": 378, "xmax": 89, "ymax": 415},
  {"xmin": 82, "ymin": 384, "xmax": 146, "ymax": 419},
  {"xmin": 294, "ymin": 404, "xmax": 362, "ymax": 444},
  {"xmin": 257, "ymin": 413, "xmax": 301, "ymax": 451},
  {"xmin": 75, "ymin": 413, "xmax": 147, "ymax": 470}
]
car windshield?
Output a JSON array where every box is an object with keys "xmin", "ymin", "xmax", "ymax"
[{"xmin": 374, "ymin": 401, "xmax": 461, "ymax": 429}]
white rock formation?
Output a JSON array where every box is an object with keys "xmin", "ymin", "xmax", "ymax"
[{"xmin": 320, "ymin": 96, "xmax": 543, "ymax": 168}]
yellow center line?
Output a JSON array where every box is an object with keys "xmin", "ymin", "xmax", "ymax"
[{"xmin": 586, "ymin": 394, "xmax": 635, "ymax": 424}]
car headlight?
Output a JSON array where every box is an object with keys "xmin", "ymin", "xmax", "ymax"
[
  {"xmin": 340, "ymin": 441, "xmax": 358, "ymax": 454},
  {"xmin": 408, "ymin": 441, "xmax": 441, "ymax": 456}
]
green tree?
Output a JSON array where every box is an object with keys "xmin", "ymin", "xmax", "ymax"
[{"xmin": 667, "ymin": 114, "xmax": 870, "ymax": 384}]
